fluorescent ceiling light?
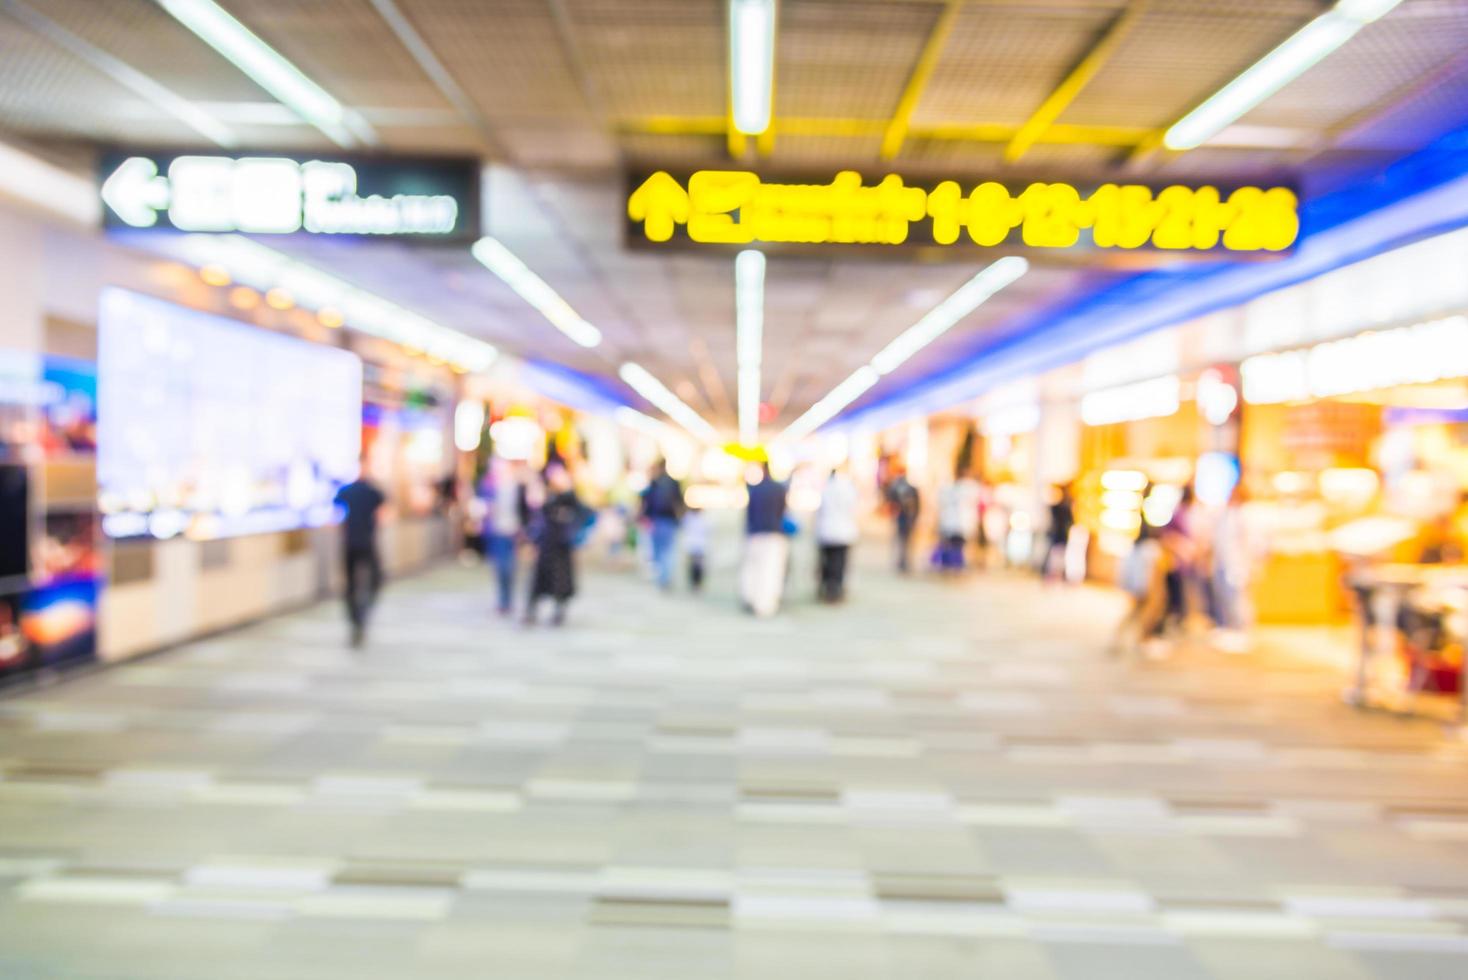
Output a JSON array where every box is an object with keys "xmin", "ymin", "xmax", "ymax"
[
  {"xmin": 775, "ymin": 255, "xmax": 1027, "ymax": 444},
  {"xmin": 619, "ymin": 362, "xmax": 720, "ymax": 443},
  {"xmin": 1163, "ymin": 0, "xmax": 1403, "ymax": 151},
  {"xmin": 870, "ymin": 256, "xmax": 1028, "ymax": 375},
  {"xmin": 735, "ymin": 248, "xmax": 765, "ymax": 445},
  {"xmin": 0, "ymin": 139, "xmax": 100, "ymax": 226},
  {"xmin": 471, "ymin": 237, "xmax": 603, "ymax": 349},
  {"xmin": 167, "ymin": 234, "xmax": 497, "ymax": 371},
  {"xmin": 779, "ymin": 366, "xmax": 880, "ymax": 445},
  {"xmin": 615, "ymin": 406, "xmax": 676, "ymax": 439},
  {"xmin": 730, "ymin": 0, "xmax": 775, "ymax": 135},
  {"xmin": 156, "ymin": 0, "xmax": 375, "ymax": 147}
]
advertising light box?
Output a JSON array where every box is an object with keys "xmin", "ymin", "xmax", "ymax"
[{"xmin": 98, "ymin": 289, "xmax": 362, "ymax": 540}]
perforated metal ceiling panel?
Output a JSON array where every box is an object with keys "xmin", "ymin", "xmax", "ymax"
[
  {"xmin": 776, "ymin": 0, "xmax": 938, "ymax": 120},
  {"xmin": 227, "ymin": 0, "xmax": 453, "ymax": 112},
  {"xmin": 917, "ymin": 2, "xmax": 1117, "ymax": 127},
  {"xmin": 0, "ymin": 12, "xmax": 195, "ymax": 144},
  {"xmin": 569, "ymin": 0, "xmax": 726, "ymax": 121},
  {"xmin": 39, "ymin": 0, "xmax": 271, "ymax": 103},
  {"xmin": 1057, "ymin": 0, "xmax": 1313, "ymax": 130},
  {"xmin": 1234, "ymin": 0, "xmax": 1468, "ymax": 132}
]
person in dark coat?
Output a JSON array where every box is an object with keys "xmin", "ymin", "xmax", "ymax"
[
  {"xmin": 523, "ymin": 462, "xmax": 591, "ymax": 627},
  {"xmin": 334, "ymin": 464, "xmax": 387, "ymax": 648}
]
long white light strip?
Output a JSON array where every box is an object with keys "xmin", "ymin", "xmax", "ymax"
[
  {"xmin": 170, "ymin": 234, "xmax": 497, "ymax": 371},
  {"xmin": 614, "ymin": 406, "xmax": 675, "ymax": 439},
  {"xmin": 730, "ymin": 0, "xmax": 776, "ymax": 136},
  {"xmin": 470, "ymin": 237, "xmax": 603, "ymax": 349},
  {"xmin": 775, "ymin": 255, "xmax": 1027, "ymax": 444},
  {"xmin": 156, "ymin": 0, "xmax": 375, "ymax": 148},
  {"xmin": 1163, "ymin": 0, "xmax": 1403, "ymax": 151},
  {"xmin": 869, "ymin": 256, "xmax": 1029, "ymax": 375},
  {"xmin": 619, "ymin": 362, "xmax": 720, "ymax": 443},
  {"xmin": 735, "ymin": 248, "xmax": 765, "ymax": 445},
  {"xmin": 780, "ymin": 366, "xmax": 881, "ymax": 444},
  {"xmin": 0, "ymin": 140, "xmax": 101, "ymax": 226}
]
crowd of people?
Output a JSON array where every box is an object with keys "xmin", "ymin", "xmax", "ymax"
[{"xmin": 332, "ymin": 450, "xmax": 1257, "ymax": 657}]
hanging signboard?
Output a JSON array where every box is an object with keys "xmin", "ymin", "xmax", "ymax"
[
  {"xmin": 626, "ymin": 169, "xmax": 1299, "ymax": 255},
  {"xmin": 99, "ymin": 151, "xmax": 481, "ymax": 241}
]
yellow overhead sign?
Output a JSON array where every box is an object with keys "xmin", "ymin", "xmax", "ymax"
[{"xmin": 627, "ymin": 170, "xmax": 1299, "ymax": 252}]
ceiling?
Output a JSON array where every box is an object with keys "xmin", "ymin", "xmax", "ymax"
[{"xmin": 4, "ymin": 0, "xmax": 1468, "ymax": 434}]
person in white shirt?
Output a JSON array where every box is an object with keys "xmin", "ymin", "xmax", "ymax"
[
  {"xmin": 936, "ymin": 474, "xmax": 980, "ymax": 572},
  {"xmin": 815, "ymin": 465, "xmax": 860, "ymax": 602},
  {"xmin": 682, "ymin": 505, "xmax": 709, "ymax": 591}
]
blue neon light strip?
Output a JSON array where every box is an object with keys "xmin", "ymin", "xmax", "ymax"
[{"xmin": 840, "ymin": 124, "xmax": 1468, "ymax": 433}]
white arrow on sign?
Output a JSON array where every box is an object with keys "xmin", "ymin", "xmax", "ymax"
[{"xmin": 101, "ymin": 157, "xmax": 171, "ymax": 228}]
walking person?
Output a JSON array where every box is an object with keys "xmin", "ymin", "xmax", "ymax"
[
  {"xmin": 815, "ymin": 464, "xmax": 859, "ymax": 602},
  {"xmin": 741, "ymin": 462, "xmax": 789, "ymax": 617},
  {"xmin": 1112, "ymin": 520, "xmax": 1171, "ymax": 658},
  {"xmin": 481, "ymin": 459, "xmax": 528, "ymax": 616},
  {"xmin": 334, "ymin": 461, "xmax": 387, "ymax": 648},
  {"xmin": 683, "ymin": 504, "xmax": 709, "ymax": 592},
  {"xmin": 1042, "ymin": 483, "xmax": 1076, "ymax": 582},
  {"xmin": 935, "ymin": 472, "xmax": 980, "ymax": 574},
  {"xmin": 884, "ymin": 467, "xmax": 921, "ymax": 574},
  {"xmin": 523, "ymin": 462, "xmax": 592, "ymax": 627},
  {"xmin": 1209, "ymin": 482, "xmax": 1254, "ymax": 653},
  {"xmin": 640, "ymin": 459, "xmax": 685, "ymax": 591}
]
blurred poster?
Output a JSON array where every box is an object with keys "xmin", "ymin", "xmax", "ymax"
[
  {"xmin": 20, "ymin": 579, "xmax": 97, "ymax": 669},
  {"xmin": 37, "ymin": 511, "xmax": 101, "ymax": 585},
  {"xmin": 37, "ymin": 357, "xmax": 98, "ymax": 456}
]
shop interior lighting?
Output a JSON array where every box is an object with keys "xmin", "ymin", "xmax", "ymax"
[
  {"xmin": 0, "ymin": 139, "xmax": 101, "ymax": 226},
  {"xmin": 618, "ymin": 362, "xmax": 721, "ymax": 443},
  {"xmin": 1163, "ymin": 0, "xmax": 1404, "ymax": 151},
  {"xmin": 735, "ymin": 249, "xmax": 765, "ymax": 446},
  {"xmin": 168, "ymin": 234, "xmax": 497, "ymax": 371},
  {"xmin": 776, "ymin": 256, "xmax": 1027, "ymax": 444},
  {"xmin": 1081, "ymin": 376, "xmax": 1181, "ymax": 426},
  {"xmin": 156, "ymin": 0, "xmax": 375, "ymax": 147},
  {"xmin": 470, "ymin": 237, "xmax": 603, "ymax": 349},
  {"xmin": 730, "ymin": 0, "xmax": 776, "ymax": 135}
]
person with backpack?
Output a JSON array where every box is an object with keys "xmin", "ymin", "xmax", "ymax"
[
  {"xmin": 640, "ymin": 459, "xmax": 685, "ymax": 591},
  {"xmin": 884, "ymin": 467, "xmax": 921, "ymax": 574}
]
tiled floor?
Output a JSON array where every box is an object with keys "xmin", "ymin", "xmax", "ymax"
[{"xmin": 3, "ymin": 544, "xmax": 1468, "ymax": 979}]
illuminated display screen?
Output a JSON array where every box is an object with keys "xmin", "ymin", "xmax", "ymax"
[
  {"xmin": 98, "ymin": 289, "xmax": 362, "ymax": 540},
  {"xmin": 628, "ymin": 170, "xmax": 1299, "ymax": 253}
]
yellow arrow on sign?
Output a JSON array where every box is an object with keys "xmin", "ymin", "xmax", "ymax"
[{"xmin": 627, "ymin": 172, "xmax": 689, "ymax": 242}]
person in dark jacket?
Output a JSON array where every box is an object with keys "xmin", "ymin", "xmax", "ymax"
[
  {"xmin": 523, "ymin": 462, "xmax": 591, "ymax": 627},
  {"xmin": 334, "ymin": 465, "xmax": 387, "ymax": 648},
  {"xmin": 640, "ymin": 459, "xmax": 685, "ymax": 591},
  {"xmin": 740, "ymin": 462, "xmax": 789, "ymax": 617}
]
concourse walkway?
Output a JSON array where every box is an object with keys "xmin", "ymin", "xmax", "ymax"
[{"xmin": 2, "ymin": 548, "xmax": 1468, "ymax": 979}]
